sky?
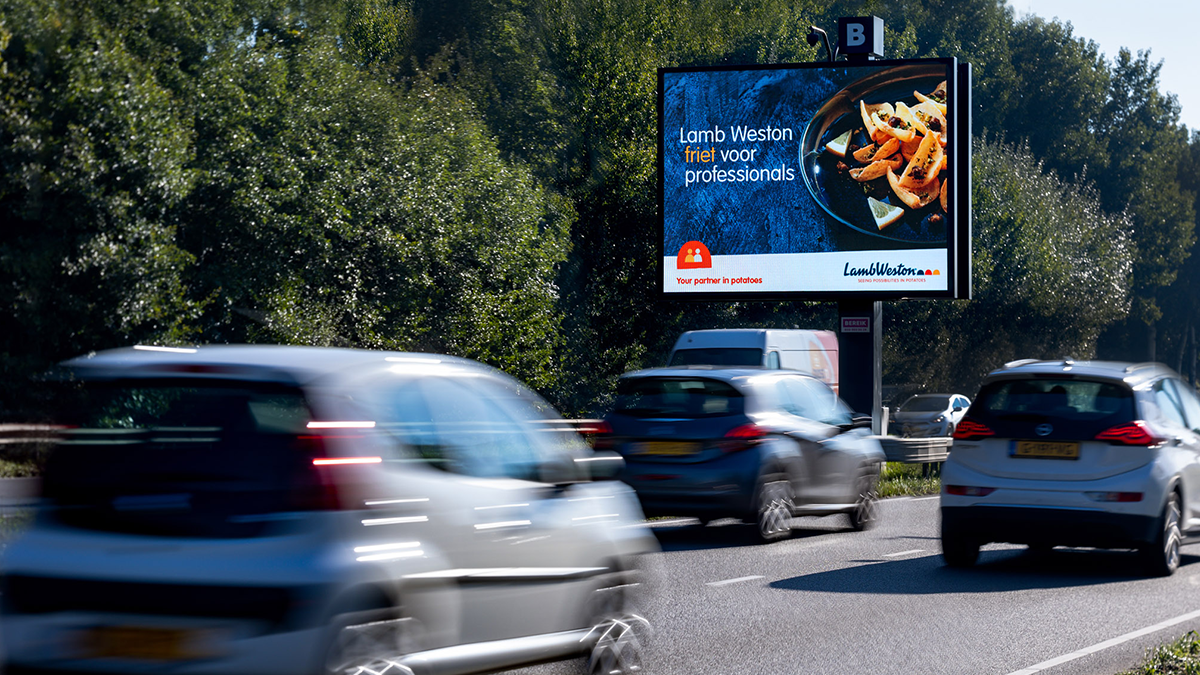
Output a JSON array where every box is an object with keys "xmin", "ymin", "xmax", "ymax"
[{"xmin": 1008, "ymin": 0, "xmax": 1200, "ymax": 131}]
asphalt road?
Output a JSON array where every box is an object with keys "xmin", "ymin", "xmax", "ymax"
[{"xmin": 516, "ymin": 496, "xmax": 1200, "ymax": 675}]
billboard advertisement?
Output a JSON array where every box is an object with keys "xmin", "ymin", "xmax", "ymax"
[{"xmin": 659, "ymin": 58, "xmax": 970, "ymax": 299}]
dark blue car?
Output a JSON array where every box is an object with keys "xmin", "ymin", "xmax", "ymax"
[{"xmin": 597, "ymin": 367, "xmax": 886, "ymax": 542}]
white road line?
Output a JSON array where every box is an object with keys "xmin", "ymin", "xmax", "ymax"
[
  {"xmin": 882, "ymin": 549, "xmax": 925, "ymax": 558},
  {"xmin": 645, "ymin": 518, "xmax": 697, "ymax": 528},
  {"xmin": 706, "ymin": 575, "xmax": 765, "ymax": 587},
  {"xmin": 1005, "ymin": 608, "xmax": 1200, "ymax": 675}
]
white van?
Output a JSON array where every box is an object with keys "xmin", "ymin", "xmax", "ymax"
[{"xmin": 667, "ymin": 329, "xmax": 840, "ymax": 392}]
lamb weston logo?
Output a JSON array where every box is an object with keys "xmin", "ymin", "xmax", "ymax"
[{"xmin": 843, "ymin": 262, "xmax": 941, "ymax": 278}]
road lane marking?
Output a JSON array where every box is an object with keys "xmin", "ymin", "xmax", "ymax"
[
  {"xmin": 645, "ymin": 518, "xmax": 698, "ymax": 528},
  {"xmin": 882, "ymin": 549, "xmax": 925, "ymax": 558},
  {"xmin": 706, "ymin": 575, "xmax": 765, "ymax": 587},
  {"xmin": 1005, "ymin": 608, "xmax": 1200, "ymax": 675}
]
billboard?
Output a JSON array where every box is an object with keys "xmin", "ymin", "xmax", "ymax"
[{"xmin": 659, "ymin": 58, "xmax": 971, "ymax": 299}]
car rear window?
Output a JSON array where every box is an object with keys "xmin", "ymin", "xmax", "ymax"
[
  {"xmin": 613, "ymin": 378, "xmax": 744, "ymax": 419},
  {"xmin": 972, "ymin": 378, "xmax": 1135, "ymax": 438},
  {"xmin": 42, "ymin": 380, "xmax": 315, "ymax": 538},
  {"xmin": 900, "ymin": 396, "xmax": 950, "ymax": 412},
  {"xmin": 668, "ymin": 348, "xmax": 762, "ymax": 367}
]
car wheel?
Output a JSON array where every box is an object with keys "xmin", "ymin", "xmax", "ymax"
[
  {"xmin": 751, "ymin": 478, "xmax": 794, "ymax": 543},
  {"xmin": 1141, "ymin": 490, "xmax": 1182, "ymax": 577},
  {"xmin": 848, "ymin": 468, "xmax": 880, "ymax": 531},
  {"xmin": 322, "ymin": 602, "xmax": 419, "ymax": 675},
  {"xmin": 586, "ymin": 615, "xmax": 650, "ymax": 675},
  {"xmin": 941, "ymin": 532, "xmax": 979, "ymax": 568}
]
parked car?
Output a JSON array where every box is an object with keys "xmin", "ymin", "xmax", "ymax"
[
  {"xmin": 942, "ymin": 359, "xmax": 1200, "ymax": 576},
  {"xmin": 595, "ymin": 367, "xmax": 885, "ymax": 542},
  {"xmin": 892, "ymin": 393, "xmax": 971, "ymax": 437},
  {"xmin": 0, "ymin": 345, "xmax": 656, "ymax": 675}
]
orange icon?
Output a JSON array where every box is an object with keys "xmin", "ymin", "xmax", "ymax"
[{"xmin": 677, "ymin": 241, "xmax": 712, "ymax": 269}]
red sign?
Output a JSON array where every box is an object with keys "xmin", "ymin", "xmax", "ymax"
[
  {"xmin": 841, "ymin": 317, "xmax": 870, "ymax": 333},
  {"xmin": 676, "ymin": 241, "xmax": 712, "ymax": 269}
]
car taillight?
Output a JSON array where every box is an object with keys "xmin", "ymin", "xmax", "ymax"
[
  {"xmin": 952, "ymin": 418, "xmax": 995, "ymax": 441},
  {"xmin": 1094, "ymin": 421, "xmax": 1162, "ymax": 446},
  {"xmin": 944, "ymin": 485, "xmax": 996, "ymax": 497},
  {"xmin": 290, "ymin": 434, "xmax": 378, "ymax": 511},
  {"xmin": 588, "ymin": 420, "xmax": 615, "ymax": 450},
  {"xmin": 719, "ymin": 423, "xmax": 767, "ymax": 453}
]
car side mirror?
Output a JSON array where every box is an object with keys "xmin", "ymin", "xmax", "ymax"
[
  {"xmin": 953, "ymin": 406, "xmax": 964, "ymax": 412},
  {"xmin": 575, "ymin": 451, "xmax": 625, "ymax": 481}
]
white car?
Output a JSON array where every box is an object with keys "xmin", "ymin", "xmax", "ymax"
[
  {"xmin": 941, "ymin": 359, "xmax": 1200, "ymax": 575},
  {"xmin": 891, "ymin": 393, "xmax": 970, "ymax": 437},
  {"xmin": 1, "ymin": 345, "xmax": 656, "ymax": 675}
]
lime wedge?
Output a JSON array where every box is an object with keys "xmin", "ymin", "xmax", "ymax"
[
  {"xmin": 825, "ymin": 130, "xmax": 852, "ymax": 158},
  {"xmin": 868, "ymin": 197, "xmax": 904, "ymax": 230}
]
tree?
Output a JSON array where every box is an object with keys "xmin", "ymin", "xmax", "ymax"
[{"xmin": 885, "ymin": 138, "xmax": 1133, "ymax": 394}]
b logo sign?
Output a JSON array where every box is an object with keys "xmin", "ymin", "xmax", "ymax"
[
  {"xmin": 846, "ymin": 23, "xmax": 865, "ymax": 47},
  {"xmin": 837, "ymin": 16, "xmax": 884, "ymax": 58}
]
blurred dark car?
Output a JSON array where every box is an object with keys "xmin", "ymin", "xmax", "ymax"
[
  {"xmin": 892, "ymin": 393, "xmax": 971, "ymax": 437},
  {"xmin": 0, "ymin": 345, "xmax": 656, "ymax": 675},
  {"xmin": 595, "ymin": 367, "xmax": 885, "ymax": 541}
]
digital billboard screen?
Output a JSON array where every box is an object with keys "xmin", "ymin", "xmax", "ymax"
[{"xmin": 659, "ymin": 58, "xmax": 969, "ymax": 299}]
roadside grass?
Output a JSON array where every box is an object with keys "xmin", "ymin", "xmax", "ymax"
[
  {"xmin": 1121, "ymin": 631, "xmax": 1200, "ymax": 674},
  {"xmin": 0, "ymin": 441, "xmax": 51, "ymax": 477},
  {"xmin": 0, "ymin": 457, "xmax": 41, "ymax": 478},
  {"xmin": 878, "ymin": 462, "xmax": 940, "ymax": 498}
]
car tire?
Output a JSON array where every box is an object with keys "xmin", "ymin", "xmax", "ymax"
[
  {"xmin": 585, "ymin": 615, "xmax": 650, "ymax": 675},
  {"xmin": 1141, "ymin": 490, "xmax": 1182, "ymax": 577},
  {"xmin": 847, "ymin": 466, "xmax": 880, "ymax": 531},
  {"xmin": 751, "ymin": 477, "xmax": 793, "ymax": 543},
  {"xmin": 941, "ymin": 531, "xmax": 979, "ymax": 568},
  {"xmin": 321, "ymin": 599, "xmax": 417, "ymax": 675}
]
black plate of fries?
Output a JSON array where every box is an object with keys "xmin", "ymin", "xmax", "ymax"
[{"xmin": 800, "ymin": 63, "xmax": 950, "ymax": 244}]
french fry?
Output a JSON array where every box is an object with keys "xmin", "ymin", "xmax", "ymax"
[
  {"xmin": 888, "ymin": 169, "xmax": 941, "ymax": 209},
  {"xmin": 850, "ymin": 154, "xmax": 905, "ymax": 182},
  {"xmin": 852, "ymin": 137, "xmax": 900, "ymax": 163},
  {"xmin": 898, "ymin": 132, "xmax": 943, "ymax": 189}
]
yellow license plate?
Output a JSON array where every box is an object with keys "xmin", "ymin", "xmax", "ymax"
[
  {"xmin": 81, "ymin": 626, "xmax": 215, "ymax": 661},
  {"xmin": 1013, "ymin": 440, "xmax": 1080, "ymax": 459},
  {"xmin": 636, "ymin": 441, "xmax": 699, "ymax": 456}
]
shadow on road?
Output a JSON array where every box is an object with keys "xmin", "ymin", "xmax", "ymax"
[
  {"xmin": 768, "ymin": 548, "xmax": 1200, "ymax": 594},
  {"xmin": 651, "ymin": 517, "xmax": 850, "ymax": 552}
]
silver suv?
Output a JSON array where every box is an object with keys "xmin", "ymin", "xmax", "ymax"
[
  {"xmin": 1, "ymin": 345, "xmax": 655, "ymax": 675},
  {"xmin": 942, "ymin": 359, "xmax": 1200, "ymax": 575}
]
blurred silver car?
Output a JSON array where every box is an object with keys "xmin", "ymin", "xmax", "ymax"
[
  {"xmin": 892, "ymin": 393, "xmax": 971, "ymax": 437},
  {"xmin": 0, "ymin": 345, "xmax": 655, "ymax": 675}
]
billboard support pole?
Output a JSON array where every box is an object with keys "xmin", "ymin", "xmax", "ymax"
[
  {"xmin": 838, "ymin": 300, "xmax": 883, "ymax": 431},
  {"xmin": 833, "ymin": 16, "xmax": 885, "ymax": 433}
]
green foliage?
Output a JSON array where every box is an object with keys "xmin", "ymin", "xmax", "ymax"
[
  {"xmin": 1120, "ymin": 631, "xmax": 1200, "ymax": 675},
  {"xmin": 0, "ymin": 0, "xmax": 1197, "ymax": 420},
  {"xmin": 877, "ymin": 462, "xmax": 939, "ymax": 498},
  {"xmin": 886, "ymin": 138, "xmax": 1133, "ymax": 393}
]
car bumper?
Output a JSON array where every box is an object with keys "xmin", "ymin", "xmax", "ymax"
[
  {"xmin": 620, "ymin": 451, "xmax": 761, "ymax": 519},
  {"xmin": 941, "ymin": 505, "xmax": 1158, "ymax": 548}
]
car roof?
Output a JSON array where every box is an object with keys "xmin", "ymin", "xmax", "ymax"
[
  {"xmin": 618, "ymin": 366, "xmax": 818, "ymax": 386},
  {"xmin": 983, "ymin": 359, "xmax": 1181, "ymax": 389},
  {"xmin": 60, "ymin": 345, "xmax": 485, "ymax": 386}
]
